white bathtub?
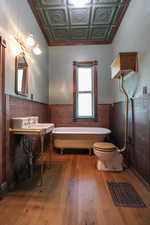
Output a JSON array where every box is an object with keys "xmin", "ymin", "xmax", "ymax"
[{"xmin": 52, "ymin": 127, "xmax": 111, "ymax": 155}]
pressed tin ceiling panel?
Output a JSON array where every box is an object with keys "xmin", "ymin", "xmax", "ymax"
[
  {"xmin": 28, "ymin": 0, "xmax": 131, "ymax": 45},
  {"xmin": 70, "ymin": 8, "xmax": 91, "ymax": 25},
  {"xmin": 45, "ymin": 9, "xmax": 68, "ymax": 26},
  {"xmin": 71, "ymin": 28, "xmax": 89, "ymax": 40}
]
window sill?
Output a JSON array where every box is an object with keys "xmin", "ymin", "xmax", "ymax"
[{"xmin": 73, "ymin": 117, "xmax": 97, "ymax": 122}]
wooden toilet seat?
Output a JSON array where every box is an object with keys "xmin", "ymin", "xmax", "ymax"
[{"xmin": 93, "ymin": 142, "xmax": 116, "ymax": 152}]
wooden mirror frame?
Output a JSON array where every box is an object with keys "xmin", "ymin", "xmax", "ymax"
[{"xmin": 15, "ymin": 54, "xmax": 28, "ymax": 96}]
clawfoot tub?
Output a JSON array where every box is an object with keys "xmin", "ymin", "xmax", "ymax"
[{"xmin": 52, "ymin": 127, "xmax": 111, "ymax": 155}]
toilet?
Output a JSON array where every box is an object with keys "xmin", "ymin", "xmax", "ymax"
[{"xmin": 93, "ymin": 142, "xmax": 123, "ymax": 171}]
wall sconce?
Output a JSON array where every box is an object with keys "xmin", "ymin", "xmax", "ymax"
[
  {"xmin": 14, "ymin": 34, "xmax": 42, "ymax": 56},
  {"xmin": 12, "ymin": 38, "xmax": 24, "ymax": 56}
]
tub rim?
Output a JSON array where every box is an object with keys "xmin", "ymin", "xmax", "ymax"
[{"xmin": 52, "ymin": 127, "xmax": 111, "ymax": 135}]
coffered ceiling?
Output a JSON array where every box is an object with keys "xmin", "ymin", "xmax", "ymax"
[{"xmin": 28, "ymin": 0, "xmax": 131, "ymax": 46}]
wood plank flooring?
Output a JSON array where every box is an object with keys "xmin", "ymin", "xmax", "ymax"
[{"xmin": 0, "ymin": 152, "xmax": 150, "ymax": 225}]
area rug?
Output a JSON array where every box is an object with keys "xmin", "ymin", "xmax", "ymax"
[{"xmin": 107, "ymin": 181, "xmax": 147, "ymax": 208}]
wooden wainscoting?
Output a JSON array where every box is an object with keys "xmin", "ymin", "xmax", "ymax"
[
  {"xmin": 111, "ymin": 95, "xmax": 150, "ymax": 186},
  {"xmin": 50, "ymin": 104, "xmax": 112, "ymax": 128},
  {"xmin": 9, "ymin": 95, "xmax": 49, "ymax": 122}
]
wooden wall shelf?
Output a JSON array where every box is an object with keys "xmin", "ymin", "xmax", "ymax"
[{"xmin": 111, "ymin": 52, "xmax": 138, "ymax": 79}]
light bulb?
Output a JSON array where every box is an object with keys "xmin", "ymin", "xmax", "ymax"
[
  {"xmin": 33, "ymin": 45, "xmax": 42, "ymax": 55},
  {"xmin": 26, "ymin": 34, "xmax": 35, "ymax": 47}
]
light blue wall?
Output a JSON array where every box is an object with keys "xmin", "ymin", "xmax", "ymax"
[
  {"xmin": 49, "ymin": 45, "xmax": 113, "ymax": 104},
  {"xmin": 112, "ymin": 0, "xmax": 150, "ymax": 102},
  {"xmin": 0, "ymin": 0, "xmax": 49, "ymax": 103}
]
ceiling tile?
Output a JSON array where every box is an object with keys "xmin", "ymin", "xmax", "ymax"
[
  {"xmin": 37, "ymin": 8, "xmax": 49, "ymax": 25},
  {"xmin": 93, "ymin": 6, "xmax": 116, "ymax": 25},
  {"xmin": 111, "ymin": 5, "xmax": 124, "ymax": 25},
  {"xmin": 71, "ymin": 28, "xmax": 89, "ymax": 40},
  {"xmin": 90, "ymin": 27, "xmax": 107, "ymax": 40},
  {"xmin": 106, "ymin": 25, "xmax": 116, "ymax": 40},
  {"xmin": 70, "ymin": 8, "xmax": 91, "ymax": 25},
  {"xmin": 52, "ymin": 28, "xmax": 70, "ymax": 41},
  {"xmin": 45, "ymin": 28, "xmax": 54, "ymax": 41},
  {"xmin": 45, "ymin": 8, "xmax": 67, "ymax": 26},
  {"xmin": 40, "ymin": 0, "xmax": 65, "ymax": 6}
]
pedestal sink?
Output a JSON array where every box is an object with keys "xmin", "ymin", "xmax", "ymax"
[{"xmin": 10, "ymin": 116, "xmax": 55, "ymax": 186}]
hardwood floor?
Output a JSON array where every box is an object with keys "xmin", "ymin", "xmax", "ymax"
[{"xmin": 0, "ymin": 152, "xmax": 150, "ymax": 225}]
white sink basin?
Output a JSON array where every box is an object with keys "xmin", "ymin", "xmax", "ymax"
[{"xmin": 11, "ymin": 117, "xmax": 54, "ymax": 134}]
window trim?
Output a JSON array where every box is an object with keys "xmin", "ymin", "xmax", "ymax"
[{"xmin": 73, "ymin": 61, "xmax": 98, "ymax": 121}]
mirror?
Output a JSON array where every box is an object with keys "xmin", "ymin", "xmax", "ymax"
[{"xmin": 15, "ymin": 54, "xmax": 28, "ymax": 96}]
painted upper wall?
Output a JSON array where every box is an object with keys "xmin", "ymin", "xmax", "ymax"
[
  {"xmin": 112, "ymin": 0, "xmax": 150, "ymax": 102},
  {"xmin": 49, "ymin": 45, "xmax": 113, "ymax": 104},
  {"xmin": 0, "ymin": 0, "xmax": 49, "ymax": 103}
]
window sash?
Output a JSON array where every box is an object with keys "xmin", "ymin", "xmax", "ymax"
[
  {"xmin": 76, "ymin": 92, "xmax": 94, "ymax": 118},
  {"xmin": 77, "ymin": 67, "xmax": 92, "ymax": 92}
]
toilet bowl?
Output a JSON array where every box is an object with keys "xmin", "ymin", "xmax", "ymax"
[{"xmin": 93, "ymin": 142, "xmax": 123, "ymax": 171}]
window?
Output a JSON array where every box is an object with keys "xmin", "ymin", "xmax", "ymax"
[{"xmin": 73, "ymin": 61, "xmax": 97, "ymax": 120}]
